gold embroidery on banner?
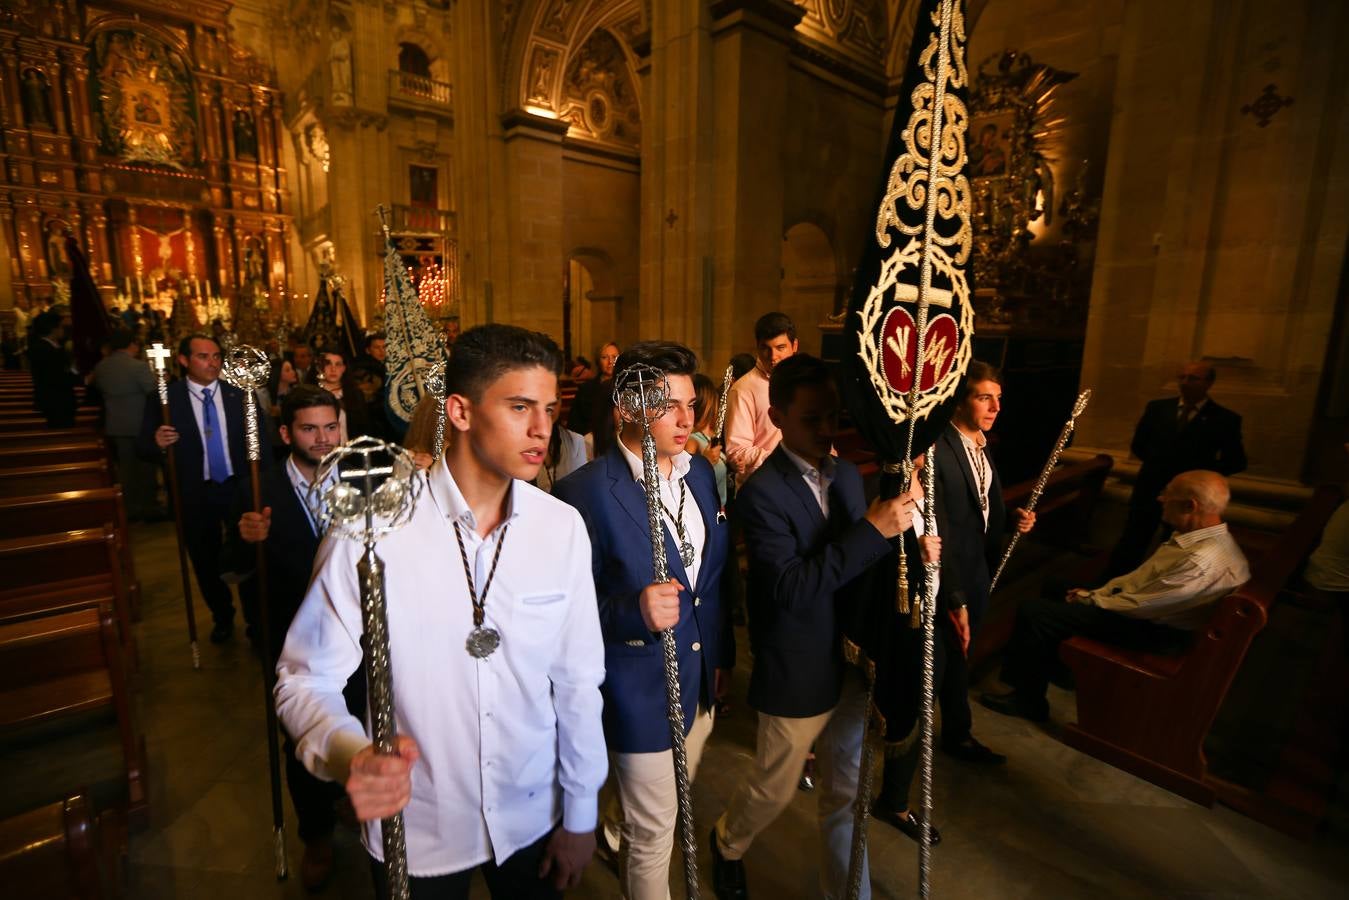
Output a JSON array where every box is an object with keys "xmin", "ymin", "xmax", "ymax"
[{"xmin": 857, "ymin": 1, "xmax": 973, "ymax": 426}]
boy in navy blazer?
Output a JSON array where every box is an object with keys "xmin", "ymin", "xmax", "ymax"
[
  {"xmin": 708, "ymin": 355, "xmax": 918, "ymax": 900},
  {"xmin": 553, "ymin": 341, "xmax": 730, "ymax": 900}
]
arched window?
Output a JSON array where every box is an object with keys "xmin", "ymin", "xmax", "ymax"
[{"xmin": 398, "ymin": 43, "xmax": 432, "ymax": 78}]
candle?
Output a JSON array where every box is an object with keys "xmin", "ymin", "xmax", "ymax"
[{"xmin": 124, "ymin": 276, "xmax": 131, "ymax": 296}]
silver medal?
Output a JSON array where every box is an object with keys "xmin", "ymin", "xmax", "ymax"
[
  {"xmin": 680, "ymin": 541, "xmax": 695, "ymax": 568},
  {"xmin": 466, "ymin": 626, "xmax": 501, "ymax": 658}
]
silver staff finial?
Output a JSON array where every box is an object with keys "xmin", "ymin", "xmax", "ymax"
[{"xmin": 614, "ymin": 363, "xmax": 670, "ymax": 426}]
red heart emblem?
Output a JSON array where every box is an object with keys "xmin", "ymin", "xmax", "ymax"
[{"xmin": 880, "ymin": 307, "xmax": 959, "ymax": 394}]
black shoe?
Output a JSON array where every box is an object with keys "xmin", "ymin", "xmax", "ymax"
[
  {"xmin": 941, "ymin": 735, "xmax": 1007, "ymax": 765},
  {"xmin": 979, "ymin": 690, "xmax": 1050, "ymax": 723},
  {"xmin": 871, "ymin": 803, "xmax": 941, "ymax": 846},
  {"xmin": 209, "ymin": 621, "xmax": 234, "ymax": 644},
  {"xmin": 710, "ymin": 827, "xmax": 748, "ymax": 899}
]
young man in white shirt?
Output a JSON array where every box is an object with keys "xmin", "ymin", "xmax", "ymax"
[
  {"xmin": 553, "ymin": 342, "xmax": 731, "ymax": 900},
  {"xmin": 724, "ymin": 312, "xmax": 799, "ymax": 483},
  {"xmin": 981, "ymin": 470, "xmax": 1250, "ymax": 722},
  {"xmin": 275, "ymin": 325, "xmax": 607, "ymax": 899}
]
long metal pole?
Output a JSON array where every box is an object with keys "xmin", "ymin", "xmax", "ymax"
[
  {"xmin": 149, "ymin": 345, "xmax": 199, "ymax": 670},
  {"xmin": 848, "ymin": 4, "xmax": 956, "ymax": 897},
  {"xmin": 989, "ymin": 389, "xmax": 1092, "ymax": 595},
  {"xmin": 630, "ymin": 373, "xmax": 700, "ymax": 900}
]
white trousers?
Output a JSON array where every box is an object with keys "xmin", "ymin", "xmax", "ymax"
[
  {"xmin": 714, "ymin": 668, "xmax": 871, "ymax": 900},
  {"xmin": 612, "ymin": 707, "xmax": 715, "ymax": 900}
]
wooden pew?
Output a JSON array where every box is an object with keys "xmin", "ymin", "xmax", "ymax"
[
  {"xmin": 0, "ymin": 429, "xmax": 102, "ymax": 450},
  {"xmin": 0, "ymin": 442, "xmax": 108, "ymax": 470},
  {"xmin": 0, "ymin": 489, "xmax": 142, "ymax": 621},
  {"xmin": 1059, "ymin": 484, "xmax": 1345, "ymax": 806},
  {"xmin": 0, "ymin": 461, "xmax": 112, "ymax": 497},
  {"xmin": 1001, "ymin": 453, "xmax": 1113, "ymax": 552},
  {"xmin": 0, "ymin": 603, "xmax": 147, "ymax": 823},
  {"xmin": 0, "ymin": 793, "xmax": 111, "ymax": 899},
  {"xmin": 0, "ymin": 528, "xmax": 135, "ymax": 665},
  {"xmin": 0, "ymin": 413, "xmax": 98, "ymax": 433}
]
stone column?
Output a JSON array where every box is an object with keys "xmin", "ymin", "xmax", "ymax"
[
  {"xmin": 498, "ymin": 111, "xmax": 568, "ymax": 332},
  {"xmin": 1075, "ymin": 0, "xmax": 1349, "ymax": 484}
]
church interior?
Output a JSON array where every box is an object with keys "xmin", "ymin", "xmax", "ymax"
[{"xmin": 1, "ymin": 0, "xmax": 1348, "ymax": 897}]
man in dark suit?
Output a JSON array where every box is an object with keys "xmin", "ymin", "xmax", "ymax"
[
  {"xmin": 92, "ymin": 330, "xmax": 161, "ymax": 520},
  {"xmin": 1108, "ymin": 361, "xmax": 1247, "ymax": 576},
  {"xmin": 139, "ymin": 333, "xmax": 271, "ymax": 643},
  {"xmin": 28, "ymin": 311, "xmax": 78, "ymax": 427},
  {"xmin": 932, "ymin": 361, "xmax": 1035, "ymax": 765},
  {"xmin": 553, "ymin": 341, "xmax": 730, "ymax": 900},
  {"xmin": 708, "ymin": 354, "xmax": 915, "ymax": 900},
  {"xmin": 236, "ymin": 385, "xmax": 363, "ymax": 891}
]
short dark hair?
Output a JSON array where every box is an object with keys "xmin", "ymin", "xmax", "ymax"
[
  {"xmin": 961, "ymin": 360, "xmax": 1002, "ymax": 401},
  {"xmin": 729, "ymin": 353, "xmax": 757, "ymax": 381},
  {"xmin": 754, "ymin": 312, "xmax": 796, "ymax": 344},
  {"xmin": 281, "ymin": 384, "xmax": 342, "ymax": 429},
  {"xmin": 613, "ymin": 341, "xmax": 698, "ymax": 383},
  {"xmin": 32, "ymin": 311, "xmax": 61, "ymax": 338},
  {"xmin": 768, "ymin": 353, "xmax": 834, "ymax": 409},
  {"xmin": 178, "ymin": 333, "xmax": 220, "ymax": 357},
  {"xmin": 445, "ymin": 324, "xmax": 562, "ymax": 401},
  {"xmin": 363, "ymin": 332, "xmax": 386, "ymax": 350},
  {"xmin": 108, "ymin": 329, "xmax": 137, "ymax": 351}
]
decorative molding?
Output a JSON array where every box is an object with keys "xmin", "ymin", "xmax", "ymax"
[
  {"xmin": 1241, "ymin": 83, "xmax": 1293, "ymax": 128},
  {"xmin": 559, "ymin": 28, "xmax": 639, "ymax": 150}
]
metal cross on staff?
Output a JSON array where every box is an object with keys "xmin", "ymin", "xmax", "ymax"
[
  {"xmin": 614, "ymin": 364, "xmax": 700, "ymax": 900},
  {"xmin": 309, "ymin": 436, "xmax": 422, "ymax": 900},
  {"xmin": 146, "ymin": 342, "xmax": 200, "ymax": 670},
  {"xmin": 218, "ymin": 344, "xmax": 289, "ymax": 881}
]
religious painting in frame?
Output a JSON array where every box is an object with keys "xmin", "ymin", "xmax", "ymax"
[
  {"xmin": 90, "ymin": 29, "xmax": 199, "ymax": 170},
  {"xmin": 968, "ymin": 109, "xmax": 1014, "ymax": 179}
]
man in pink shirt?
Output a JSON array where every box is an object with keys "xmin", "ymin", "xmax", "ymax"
[{"xmin": 725, "ymin": 312, "xmax": 799, "ymax": 484}]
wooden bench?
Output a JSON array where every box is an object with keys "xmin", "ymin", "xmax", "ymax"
[
  {"xmin": 0, "ymin": 429, "xmax": 102, "ymax": 450},
  {"xmin": 1059, "ymin": 484, "xmax": 1345, "ymax": 806},
  {"xmin": 0, "ymin": 489, "xmax": 142, "ymax": 621},
  {"xmin": 0, "ymin": 602, "xmax": 147, "ymax": 821},
  {"xmin": 0, "ymin": 461, "xmax": 112, "ymax": 497},
  {"xmin": 1001, "ymin": 453, "xmax": 1113, "ymax": 552},
  {"xmin": 0, "ymin": 443, "xmax": 108, "ymax": 470},
  {"xmin": 0, "ymin": 413, "xmax": 99, "ymax": 433},
  {"xmin": 0, "ymin": 528, "xmax": 135, "ymax": 665},
  {"xmin": 0, "ymin": 793, "xmax": 112, "ymax": 898}
]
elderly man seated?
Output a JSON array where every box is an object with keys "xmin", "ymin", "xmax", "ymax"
[{"xmin": 981, "ymin": 470, "xmax": 1251, "ymax": 722}]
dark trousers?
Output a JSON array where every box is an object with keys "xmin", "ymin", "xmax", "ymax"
[
  {"xmin": 1001, "ymin": 596, "xmax": 1188, "ymax": 701},
  {"xmin": 936, "ymin": 611, "xmax": 977, "ymax": 747},
  {"xmin": 879, "ymin": 624, "xmax": 950, "ymax": 812},
  {"xmin": 110, "ymin": 435, "xmax": 160, "ymax": 519},
  {"xmin": 183, "ymin": 478, "xmax": 257, "ymax": 628},
  {"xmin": 370, "ymin": 827, "xmax": 560, "ymax": 900}
]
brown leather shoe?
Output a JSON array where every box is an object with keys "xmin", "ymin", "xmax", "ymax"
[{"xmin": 301, "ymin": 837, "xmax": 335, "ymax": 892}]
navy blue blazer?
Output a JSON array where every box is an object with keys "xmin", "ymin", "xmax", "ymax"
[
  {"xmin": 138, "ymin": 378, "xmax": 271, "ymax": 509},
  {"xmin": 553, "ymin": 445, "xmax": 730, "ymax": 754},
  {"xmin": 1130, "ymin": 397, "xmax": 1246, "ymax": 499},
  {"xmin": 933, "ymin": 426, "xmax": 1005, "ymax": 627},
  {"xmin": 737, "ymin": 447, "xmax": 892, "ymax": 718}
]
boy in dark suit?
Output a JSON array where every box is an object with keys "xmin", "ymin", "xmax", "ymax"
[
  {"xmin": 139, "ymin": 333, "xmax": 271, "ymax": 643},
  {"xmin": 553, "ymin": 341, "xmax": 730, "ymax": 900},
  {"xmin": 708, "ymin": 354, "xmax": 919, "ymax": 900},
  {"xmin": 1108, "ymin": 361, "xmax": 1246, "ymax": 575},
  {"xmin": 237, "ymin": 385, "xmax": 360, "ymax": 890},
  {"xmin": 930, "ymin": 362, "xmax": 1034, "ymax": 765}
]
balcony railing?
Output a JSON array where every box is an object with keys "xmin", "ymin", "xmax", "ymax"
[
  {"xmin": 390, "ymin": 203, "xmax": 454, "ymax": 236},
  {"xmin": 388, "ymin": 69, "xmax": 453, "ymax": 106}
]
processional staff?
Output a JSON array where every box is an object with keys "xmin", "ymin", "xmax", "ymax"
[
  {"xmin": 988, "ymin": 389, "xmax": 1092, "ymax": 595},
  {"xmin": 843, "ymin": 1, "xmax": 969, "ymax": 896},
  {"xmin": 147, "ymin": 342, "xmax": 200, "ymax": 670},
  {"xmin": 714, "ymin": 363, "xmax": 734, "ymax": 442},
  {"xmin": 614, "ymin": 365, "xmax": 701, "ymax": 900},
  {"xmin": 308, "ymin": 437, "xmax": 423, "ymax": 900},
  {"xmin": 219, "ymin": 345, "xmax": 289, "ymax": 881}
]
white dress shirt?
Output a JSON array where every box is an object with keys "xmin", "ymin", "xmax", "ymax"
[
  {"xmin": 617, "ymin": 439, "xmax": 707, "ymax": 589},
  {"xmin": 954, "ymin": 427, "xmax": 991, "ymax": 530},
  {"xmin": 185, "ymin": 379, "xmax": 233, "ymax": 480},
  {"xmin": 284, "ymin": 456, "xmax": 336, "ymax": 536},
  {"xmin": 911, "ymin": 492, "xmax": 941, "ymax": 597},
  {"xmin": 779, "ymin": 445, "xmax": 837, "ymax": 518},
  {"xmin": 275, "ymin": 457, "xmax": 608, "ymax": 876},
  {"xmin": 1084, "ymin": 522, "xmax": 1250, "ymax": 630}
]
